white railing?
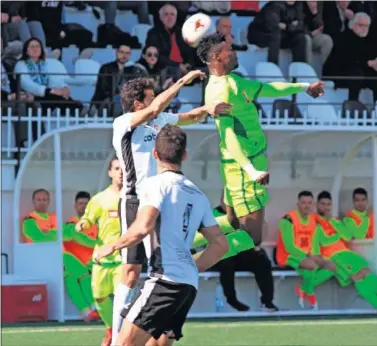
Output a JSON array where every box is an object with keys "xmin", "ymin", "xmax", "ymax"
[{"xmin": 1, "ymin": 105, "xmax": 377, "ymax": 159}]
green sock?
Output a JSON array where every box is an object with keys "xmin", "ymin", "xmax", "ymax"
[
  {"xmin": 65, "ymin": 274, "xmax": 90, "ymax": 312},
  {"xmin": 222, "ymin": 230, "xmax": 255, "ymax": 260},
  {"xmin": 298, "ymin": 269, "xmax": 316, "ymax": 295},
  {"xmin": 95, "ymin": 297, "xmax": 113, "ymax": 327},
  {"xmin": 354, "ymin": 273, "xmax": 377, "ymax": 310},
  {"xmin": 313, "ymin": 269, "xmax": 335, "ymax": 288}
]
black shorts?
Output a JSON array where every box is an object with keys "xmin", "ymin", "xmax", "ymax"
[
  {"xmin": 121, "ymin": 277, "xmax": 197, "ymax": 341},
  {"xmin": 119, "ymin": 197, "xmax": 146, "ymax": 264}
]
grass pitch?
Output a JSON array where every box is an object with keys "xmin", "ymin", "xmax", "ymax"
[{"xmin": 2, "ymin": 318, "xmax": 377, "ymax": 345}]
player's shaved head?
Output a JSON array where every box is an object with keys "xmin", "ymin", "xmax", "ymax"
[
  {"xmin": 197, "ymin": 33, "xmax": 238, "ymax": 75},
  {"xmin": 155, "ymin": 124, "xmax": 187, "ymax": 165}
]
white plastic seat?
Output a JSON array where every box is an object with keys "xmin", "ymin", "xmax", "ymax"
[
  {"xmin": 289, "ymin": 62, "xmax": 335, "ymax": 88},
  {"xmin": 46, "ymin": 58, "xmax": 70, "ymax": 87},
  {"xmin": 256, "ymin": 62, "xmax": 286, "ymax": 83},
  {"xmin": 234, "ymin": 64, "xmax": 248, "ymax": 77},
  {"xmin": 307, "ymin": 98, "xmax": 339, "ymax": 123},
  {"xmin": 131, "ymin": 24, "xmax": 152, "ymax": 46},
  {"xmin": 71, "ymin": 59, "xmax": 100, "ymax": 85}
]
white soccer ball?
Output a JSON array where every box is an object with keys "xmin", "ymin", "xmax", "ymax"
[{"xmin": 182, "ymin": 13, "xmax": 212, "ymax": 48}]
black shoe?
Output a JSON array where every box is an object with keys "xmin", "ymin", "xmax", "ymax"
[
  {"xmin": 227, "ymin": 298, "xmax": 250, "ymax": 311},
  {"xmin": 261, "ymin": 302, "xmax": 279, "ymax": 312}
]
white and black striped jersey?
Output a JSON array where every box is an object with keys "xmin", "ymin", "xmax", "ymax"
[
  {"xmin": 139, "ymin": 171, "xmax": 217, "ymax": 289},
  {"xmin": 112, "ymin": 112, "xmax": 179, "ymax": 198}
]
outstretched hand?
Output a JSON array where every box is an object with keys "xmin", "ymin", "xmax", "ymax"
[
  {"xmin": 93, "ymin": 244, "xmax": 115, "ymax": 263},
  {"xmin": 207, "ymin": 102, "xmax": 232, "ymax": 118},
  {"xmin": 307, "ymin": 81, "xmax": 324, "ymax": 98},
  {"xmin": 181, "ymin": 70, "xmax": 206, "ymax": 85}
]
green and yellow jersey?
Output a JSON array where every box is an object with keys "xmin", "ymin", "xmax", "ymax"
[{"xmin": 80, "ymin": 186, "xmax": 121, "ymax": 265}]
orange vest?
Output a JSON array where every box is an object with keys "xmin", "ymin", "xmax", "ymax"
[
  {"xmin": 346, "ymin": 211, "xmax": 375, "ymax": 239},
  {"xmin": 22, "ymin": 211, "xmax": 57, "ymax": 243},
  {"xmin": 276, "ymin": 210, "xmax": 317, "ymax": 266},
  {"xmin": 314, "ymin": 214, "xmax": 347, "ymax": 258},
  {"xmin": 63, "ymin": 216, "xmax": 98, "ymax": 265}
]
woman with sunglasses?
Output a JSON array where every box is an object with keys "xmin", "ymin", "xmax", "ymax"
[{"xmin": 137, "ymin": 45, "xmax": 178, "ymax": 93}]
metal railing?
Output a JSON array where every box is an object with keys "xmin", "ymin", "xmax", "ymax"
[{"xmin": 2, "ymin": 72, "xmax": 376, "ymax": 163}]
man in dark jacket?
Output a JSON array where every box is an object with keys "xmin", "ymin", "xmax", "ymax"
[
  {"xmin": 145, "ymin": 3, "xmax": 195, "ymax": 76},
  {"xmin": 90, "ymin": 44, "xmax": 147, "ymax": 117},
  {"xmin": 247, "ymin": 1, "xmax": 308, "ymax": 65}
]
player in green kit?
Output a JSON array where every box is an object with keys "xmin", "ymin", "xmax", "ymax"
[
  {"xmin": 196, "ymin": 34, "xmax": 325, "ymax": 248},
  {"xmin": 76, "ymin": 158, "xmax": 122, "ymax": 346}
]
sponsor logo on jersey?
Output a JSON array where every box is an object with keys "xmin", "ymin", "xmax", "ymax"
[
  {"xmin": 144, "ymin": 133, "xmax": 157, "ymax": 142},
  {"xmin": 108, "ymin": 210, "xmax": 119, "ymax": 218}
]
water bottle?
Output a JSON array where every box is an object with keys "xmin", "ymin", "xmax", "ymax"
[{"xmin": 215, "ymin": 281, "xmax": 224, "ymax": 312}]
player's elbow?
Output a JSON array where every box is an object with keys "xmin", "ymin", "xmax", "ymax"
[{"xmin": 139, "ymin": 220, "xmax": 154, "ymax": 237}]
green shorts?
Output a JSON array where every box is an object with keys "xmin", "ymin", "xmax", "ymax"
[
  {"xmin": 91, "ymin": 263, "xmax": 121, "ymax": 299},
  {"xmin": 331, "ymin": 250, "xmax": 369, "ymax": 277},
  {"xmin": 221, "ymin": 153, "xmax": 269, "ymax": 217}
]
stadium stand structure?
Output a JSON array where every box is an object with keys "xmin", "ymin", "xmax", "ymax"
[{"xmin": 1, "ymin": 2, "xmax": 377, "ymax": 321}]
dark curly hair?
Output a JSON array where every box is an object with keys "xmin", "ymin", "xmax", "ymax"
[
  {"xmin": 156, "ymin": 124, "xmax": 187, "ymax": 164},
  {"xmin": 121, "ymin": 77, "xmax": 156, "ymax": 112},
  {"xmin": 197, "ymin": 33, "xmax": 226, "ymax": 63}
]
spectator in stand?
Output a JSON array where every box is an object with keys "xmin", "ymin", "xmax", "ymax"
[
  {"xmin": 247, "ymin": 1, "xmax": 308, "ymax": 65},
  {"xmin": 14, "ymin": 38, "xmax": 84, "ymax": 115},
  {"xmin": 323, "ymin": 1, "xmax": 354, "ymax": 41},
  {"xmin": 343, "ymin": 188, "xmax": 374, "ymax": 240},
  {"xmin": 25, "ymin": 1, "xmax": 94, "ymax": 53},
  {"xmin": 146, "ymin": 3, "xmax": 195, "ymax": 76},
  {"xmin": 323, "ymin": 12, "xmax": 377, "ymax": 101},
  {"xmin": 1, "ymin": 38, "xmax": 42, "ymax": 149},
  {"xmin": 216, "ymin": 17, "xmax": 247, "ymax": 51},
  {"xmin": 303, "ymin": 1, "xmax": 333, "ymax": 71},
  {"xmin": 136, "ymin": 45, "xmax": 176, "ymax": 93},
  {"xmin": 90, "ymin": 44, "xmax": 147, "ymax": 117},
  {"xmin": 22, "ymin": 189, "xmax": 57, "ymax": 243},
  {"xmin": 1, "ymin": 1, "xmax": 49, "ymax": 53}
]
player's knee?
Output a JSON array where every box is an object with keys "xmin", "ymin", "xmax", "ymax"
[
  {"xmin": 300, "ymin": 258, "xmax": 317, "ymax": 271},
  {"xmin": 352, "ymin": 268, "xmax": 371, "ymax": 282},
  {"xmin": 256, "ymin": 249, "xmax": 272, "ymax": 270},
  {"xmin": 145, "ymin": 338, "xmax": 158, "ymax": 346},
  {"xmin": 95, "ymin": 296, "xmax": 108, "ymax": 303}
]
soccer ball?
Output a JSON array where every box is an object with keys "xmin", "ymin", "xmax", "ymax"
[{"xmin": 182, "ymin": 13, "xmax": 212, "ymax": 48}]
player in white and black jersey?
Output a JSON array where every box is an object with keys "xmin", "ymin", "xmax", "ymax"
[
  {"xmin": 95, "ymin": 124, "xmax": 229, "ymax": 346},
  {"xmin": 111, "ymin": 71, "xmax": 231, "ymax": 344}
]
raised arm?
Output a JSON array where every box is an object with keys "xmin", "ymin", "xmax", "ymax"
[
  {"xmin": 127, "ymin": 70, "xmax": 206, "ymax": 130},
  {"xmin": 76, "ymin": 198, "xmax": 101, "ymax": 232},
  {"xmin": 23, "ymin": 217, "xmax": 57, "ymax": 242},
  {"xmin": 259, "ymin": 81, "xmax": 324, "ymax": 98},
  {"xmin": 176, "ymin": 102, "xmax": 231, "ymax": 126}
]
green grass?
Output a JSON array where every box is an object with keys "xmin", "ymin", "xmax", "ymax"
[{"xmin": 2, "ymin": 318, "xmax": 377, "ymax": 345}]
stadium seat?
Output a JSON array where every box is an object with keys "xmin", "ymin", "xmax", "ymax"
[
  {"xmin": 307, "ymin": 98, "xmax": 339, "ymax": 123},
  {"xmin": 132, "ymin": 24, "xmax": 152, "ymax": 46},
  {"xmin": 289, "ymin": 62, "xmax": 334, "ymax": 88},
  {"xmin": 178, "ymin": 86, "xmax": 202, "ymax": 105},
  {"xmin": 71, "ymin": 59, "xmax": 101, "ymax": 85},
  {"xmin": 46, "ymin": 58, "xmax": 71, "ymax": 87},
  {"xmin": 341, "ymin": 100, "xmax": 371, "ymax": 125},
  {"xmin": 272, "ymin": 99, "xmax": 303, "ymax": 122},
  {"xmin": 256, "ymin": 62, "xmax": 286, "ymax": 83},
  {"xmin": 91, "ymin": 46, "xmax": 116, "ymax": 65},
  {"xmin": 234, "ymin": 64, "xmax": 248, "ymax": 77}
]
